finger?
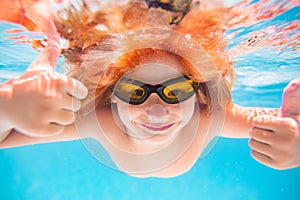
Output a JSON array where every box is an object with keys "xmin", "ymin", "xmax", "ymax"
[
  {"xmin": 249, "ymin": 127, "xmax": 275, "ymax": 145},
  {"xmin": 64, "ymin": 78, "xmax": 88, "ymax": 100},
  {"xmin": 48, "ymin": 110, "xmax": 75, "ymax": 126},
  {"xmin": 27, "ymin": 46, "xmax": 60, "ymax": 71},
  {"xmin": 46, "ymin": 123, "xmax": 65, "ymax": 136},
  {"xmin": 32, "ymin": 123, "xmax": 65, "ymax": 137},
  {"xmin": 254, "ymin": 115, "xmax": 298, "ymax": 137},
  {"xmin": 280, "ymin": 78, "xmax": 300, "ymax": 117},
  {"xmin": 252, "ymin": 115, "xmax": 278, "ymax": 131},
  {"xmin": 60, "ymin": 94, "xmax": 82, "ymax": 112},
  {"xmin": 251, "ymin": 150, "xmax": 275, "ymax": 168},
  {"xmin": 248, "ymin": 139, "xmax": 273, "ymax": 158}
]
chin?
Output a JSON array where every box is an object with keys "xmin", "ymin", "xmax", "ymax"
[{"xmin": 128, "ymin": 121, "xmax": 182, "ymax": 146}]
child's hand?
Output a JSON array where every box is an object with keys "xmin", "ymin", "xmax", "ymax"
[
  {"xmin": 249, "ymin": 78, "xmax": 300, "ymax": 169},
  {"xmin": 0, "ymin": 69, "xmax": 88, "ymax": 137}
]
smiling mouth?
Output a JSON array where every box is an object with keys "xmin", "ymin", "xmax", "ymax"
[{"xmin": 141, "ymin": 123, "xmax": 175, "ymax": 132}]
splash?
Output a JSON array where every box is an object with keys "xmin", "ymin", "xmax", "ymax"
[
  {"xmin": 226, "ymin": 0, "xmax": 300, "ymax": 56},
  {"xmin": 0, "ymin": 0, "xmax": 62, "ymax": 68},
  {"xmin": 0, "ymin": 0, "xmax": 299, "ymax": 78},
  {"xmin": 2, "ymin": 27, "xmax": 47, "ymax": 52},
  {"xmin": 222, "ymin": 0, "xmax": 300, "ymax": 87}
]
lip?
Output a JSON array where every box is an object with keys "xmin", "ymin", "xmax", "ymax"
[{"xmin": 141, "ymin": 123, "xmax": 175, "ymax": 132}]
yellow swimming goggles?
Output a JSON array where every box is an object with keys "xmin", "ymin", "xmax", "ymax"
[{"xmin": 113, "ymin": 76, "xmax": 200, "ymax": 105}]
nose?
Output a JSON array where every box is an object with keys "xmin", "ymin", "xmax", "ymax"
[{"xmin": 146, "ymin": 103, "xmax": 170, "ymax": 124}]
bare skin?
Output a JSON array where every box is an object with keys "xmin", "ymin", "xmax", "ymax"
[
  {"xmin": 249, "ymin": 78, "xmax": 300, "ymax": 170},
  {"xmin": 1, "ymin": 82, "xmax": 299, "ymax": 176},
  {"xmin": 0, "ymin": 0, "xmax": 87, "ymax": 140},
  {"xmin": 0, "ymin": 70, "xmax": 87, "ymax": 137},
  {"xmin": 0, "ymin": 0, "xmax": 299, "ymax": 177},
  {"xmin": 0, "ymin": 52, "xmax": 299, "ymax": 177}
]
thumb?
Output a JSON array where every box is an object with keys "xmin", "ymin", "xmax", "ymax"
[
  {"xmin": 23, "ymin": 0, "xmax": 61, "ymax": 71},
  {"xmin": 27, "ymin": 44, "xmax": 61, "ymax": 71},
  {"xmin": 280, "ymin": 78, "xmax": 300, "ymax": 117}
]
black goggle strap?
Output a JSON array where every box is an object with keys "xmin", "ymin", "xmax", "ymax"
[{"xmin": 145, "ymin": 0, "xmax": 192, "ymax": 25}]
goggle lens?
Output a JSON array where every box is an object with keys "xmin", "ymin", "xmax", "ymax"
[
  {"xmin": 115, "ymin": 82, "xmax": 146, "ymax": 103},
  {"xmin": 163, "ymin": 79, "xmax": 194, "ymax": 102},
  {"xmin": 114, "ymin": 76, "xmax": 198, "ymax": 105}
]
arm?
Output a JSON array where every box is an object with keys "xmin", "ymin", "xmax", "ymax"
[
  {"xmin": 222, "ymin": 78, "xmax": 300, "ymax": 169},
  {"xmin": 222, "ymin": 104, "xmax": 279, "ymax": 138},
  {"xmin": 0, "ymin": 80, "xmax": 17, "ymax": 143},
  {"xmin": 0, "ymin": 125, "xmax": 79, "ymax": 149}
]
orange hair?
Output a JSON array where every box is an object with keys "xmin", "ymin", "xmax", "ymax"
[
  {"xmin": 88, "ymin": 48, "xmax": 216, "ymax": 113},
  {"xmin": 55, "ymin": 0, "xmax": 234, "ymax": 114}
]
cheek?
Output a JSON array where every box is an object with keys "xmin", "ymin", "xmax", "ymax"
[
  {"xmin": 180, "ymin": 95, "xmax": 196, "ymax": 125},
  {"xmin": 116, "ymin": 101, "xmax": 142, "ymax": 122}
]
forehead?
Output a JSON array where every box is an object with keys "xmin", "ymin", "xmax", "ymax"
[{"xmin": 123, "ymin": 53, "xmax": 187, "ymax": 83}]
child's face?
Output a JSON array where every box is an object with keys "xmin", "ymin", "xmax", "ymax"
[{"xmin": 112, "ymin": 53, "xmax": 197, "ymax": 147}]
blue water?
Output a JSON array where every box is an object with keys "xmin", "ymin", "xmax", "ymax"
[{"xmin": 1, "ymin": 2, "xmax": 300, "ymax": 200}]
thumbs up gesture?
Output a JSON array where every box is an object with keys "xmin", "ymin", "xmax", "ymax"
[
  {"xmin": 0, "ymin": 43, "xmax": 88, "ymax": 137},
  {"xmin": 249, "ymin": 78, "xmax": 300, "ymax": 169},
  {"xmin": 0, "ymin": 0, "xmax": 88, "ymax": 138},
  {"xmin": 0, "ymin": 30, "xmax": 88, "ymax": 138}
]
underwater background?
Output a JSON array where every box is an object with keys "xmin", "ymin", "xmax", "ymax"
[{"xmin": 0, "ymin": 0, "xmax": 300, "ymax": 199}]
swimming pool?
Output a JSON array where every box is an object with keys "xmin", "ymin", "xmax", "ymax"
[{"xmin": 0, "ymin": 0, "xmax": 300, "ymax": 199}]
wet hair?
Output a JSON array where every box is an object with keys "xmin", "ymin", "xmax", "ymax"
[{"xmin": 54, "ymin": 0, "xmax": 234, "ymax": 115}]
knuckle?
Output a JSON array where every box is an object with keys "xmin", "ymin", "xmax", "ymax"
[
  {"xmin": 248, "ymin": 139, "xmax": 256, "ymax": 148},
  {"xmin": 62, "ymin": 112, "xmax": 75, "ymax": 124},
  {"xmin": 250, "ymin": 150, "xmax": 256, "ymax": 158},
  {"xmin": 249, "ymin": 129, "xmax": 254, "ymax": 137},
  {"xmin": 73, "ymin": 99, "xmax": 82, "ymax": 112},
  {"xmin": 249, "ymin": 128, "xmax": 256, "ymax": 138},
  {"xmin": 68, "ymin": 113, "xmax": 76, "ymax": 123},
  {"xmin": 56, "ymin": 76, "xmax": 68, "ymax": 89},
  {"xmin": 44, "ymin": 126, "xmax": 64, "ymax": 136}
]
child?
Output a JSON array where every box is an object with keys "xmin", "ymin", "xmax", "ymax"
[{"xmin": 0, "ymin": 0, "xmax": 299, "ymax": 177}]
